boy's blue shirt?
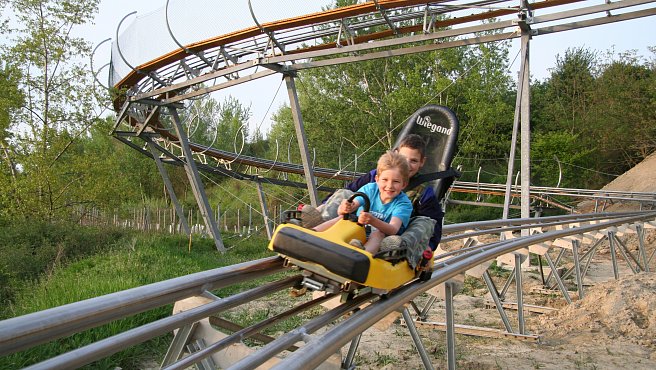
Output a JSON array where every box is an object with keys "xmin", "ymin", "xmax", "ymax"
[
  {"xmin": 339, "ymin": 169, "xmax": 444, "ymax": 249},
  {"xmin": 353, "ymin": 182, "xmax": 413, "ymax": 234}
]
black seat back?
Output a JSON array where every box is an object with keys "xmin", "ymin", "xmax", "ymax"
[{"xmin": 393, "ymin": 105, "xmax": 459, "ymax": 202}]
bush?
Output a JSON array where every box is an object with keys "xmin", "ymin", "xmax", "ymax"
[
  {"xmin": 0, "ymin": 220, "xmax": 132, "ymax": 309},
  {"xmin": 445, "ymin": 204, "xmax": 503, "ymax": 224}
]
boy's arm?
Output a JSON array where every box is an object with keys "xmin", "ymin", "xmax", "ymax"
[
  {"xmin": 338, "ymin": 198, "xmax": 361, "ymax": 215},
  {"xmin": 360, "ymin": 214, "xmax": 403, "ymax": 235},
  {"xmin": 346, "ymin": 170, "xmax": 376, "ymax": 192}
]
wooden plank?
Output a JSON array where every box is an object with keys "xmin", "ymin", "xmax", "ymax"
[
  {"xmin": 412, "ymin": 321, "xmax": 539, "ymax": 342},
  {"xmin": 484, "ymin": 300, "xmax": 558, "ymax": 314}
]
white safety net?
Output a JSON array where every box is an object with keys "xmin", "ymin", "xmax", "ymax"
[{"xmin": 109, "ymin": 0, "xmax": 327, "ymax": 87}]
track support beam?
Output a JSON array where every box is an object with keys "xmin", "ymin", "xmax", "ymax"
[{"xmin": 170, "ymin": 107, "xmax": 225, "ymax": 251}]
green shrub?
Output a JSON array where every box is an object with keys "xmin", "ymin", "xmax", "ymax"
[{"xmin": 0, "ymin": 220, "xmax": 132, "ymax": 306}]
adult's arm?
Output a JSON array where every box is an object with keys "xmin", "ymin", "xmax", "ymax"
[{"xmin": 321, "ymin": 169, "xmax": 376, "ymax": 203}]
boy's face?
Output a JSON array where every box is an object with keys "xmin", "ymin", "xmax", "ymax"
[
  {"xmin": 397, "ymin": 146, "xmax": 426, "ymax": 178},
  {"xmin": 375, "ymin": 168, "xmax": 407, "ymax": 204}
]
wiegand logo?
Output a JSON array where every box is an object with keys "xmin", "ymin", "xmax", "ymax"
[{"xmin": 416, "ymin": 115, "xmax": 452, "ymax": 135}]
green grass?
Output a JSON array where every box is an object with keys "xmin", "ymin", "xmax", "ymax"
[
  {"xmin": 0, "ymin": 227, "xmax": 275, "ymax": 370},
  {"xmin": 487, "ymin": 260, "xmax": 512, "ymax": 278},
  {"xmin": 0, "ymin": 220, "xmax": 131, "ymax": 306}
]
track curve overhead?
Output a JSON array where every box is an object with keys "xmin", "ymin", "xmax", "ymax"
[{"xmin": 107, "ymin": 0, "xmax": 656, "ymax": 183}]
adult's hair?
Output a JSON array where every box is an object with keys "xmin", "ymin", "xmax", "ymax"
[
  {"xmin": 397, "ymin": 133, "xmax": 426, "ymax": 158},
  {"xmin": 377, "ymin": 151, "xmax": 410, "ymax": 183}
]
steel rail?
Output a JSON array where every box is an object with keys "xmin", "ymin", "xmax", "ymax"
[
  {"xmin": 2, "ymin": 212, "xmax": 654, "ymax": 368},
  {"xmin": 227, "ymin": 292, "xmax": 377, "ymax": 370},
  {"xmin": 23, "ymin": 275, "xmax": 303, "ymax": 370},
  {"xmin": 163, "ymin": 292, "xmax": 338, "ymax": 370},
  {"xmin": 455, "ymin": 181, "xmax": 656, "ymax": 200},
  {"xmin": 443, "ymin": 210, "xmax": 650, "ymax": 233},
  {"xmin": 112, "ymin": 0, "xmax": 586, "ymax": 101},
  {"xmin": 267, "ymin": 212, "xmax": 656, "ymax": 369},
  {"xmin": 0, "ymin": 256, "xmax": 285, "ymax": 356},
  {"xmin": 121, "ymin": 131, "xmax": 656, "ymax": 210},
  {"xmin": 115, "ymin": 133, "xmax": 656, "ymax": 209},
  {"xmin": 440, "ymin": 210, "xmax": 651, "ymax": 242}
]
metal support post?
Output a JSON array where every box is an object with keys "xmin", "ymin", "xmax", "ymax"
[
  {"xmin": 256, "ymin": 180, "xmax": 274, "ymax": 239},
  {"xmin": 636, "ymin": 225, "xmax": 649, "ymax": 272},
  {"xmin": 161, "ymin": 322, "xmax": 199, "ymax": 367},
  {"xmin": 607, "ymin": 231, "xmax": 619, "ymax": 279},
  {"xmin": 502, "ymin": 38, "xmax": 525, "ymax": 220},
  {"xmin": 341, "ymin": 333, "xmax": 361, "ymax": 370},
  {"xmin": 499, "ymin": 267, "xmax": 515, "ymax": 300},
  {"xmin": 146, "ymin": 139, "xmax": 191, "ymax": 235},
  {"xmin": 409, "ymin": 300, "xmax": 422, "ymax": 316},
  {"xmin": 483, "ymin": 271, "xmax": 513, "ymax": 333},
  {"xmin": 612, "ymin": 234, "xmax": 642, "ymax": 273},
  {"xmin": 581, "ymin": 236, "xmax": 604, "ymax": 278},
  {"xmin": 519, "ymin": 28, "xmax": 531, "ymax": 233},
  {"xmin": 444, "ymin": 282, "xmax": 456, "ymax": 370},
  {"xmin": 514, "ymin": 253, "xmax": 526, "ymax": 334},
  {"xmin": 420, "ymin": 295, "xmax": 438, "ymax": 320},
  {"xmin": 169, "ymin": 108, "xmax": 225, "ymax": 252},
  {"xmin": 548, "ymin": 238, "xmax": 602, "ymax": 291},
  {"xmin": 284, "ymin": 74, "xmax": 319, "ymax": 207},
  {"xmin": 544, "ymin": 248, "xmax": 566, "ymax": 287},
  {"xmin": 402, "ymin": 307, "xmax": 435, "ymax": 370},
  {"xmin": 571, "ymin": 239, "xmax": 584, "ymax": 299},
  {"xmin": 544, "ymin": 252, "xmax": 572, "ymax": 304}
]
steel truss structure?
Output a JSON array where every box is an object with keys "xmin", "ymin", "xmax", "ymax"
[
  {"xmin": 3, "ymin": 0, "xmax": 649, "ymax": 368},
  {"xmin": 105, "ymin": 0, "xmax": 656, "ymax": 248}
]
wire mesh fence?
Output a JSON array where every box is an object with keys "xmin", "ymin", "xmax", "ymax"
[{"xmin": 75, "ymin": 204, "xmax": 293, "ymax": 237}]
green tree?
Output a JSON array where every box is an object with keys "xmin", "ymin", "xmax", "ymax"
[
  {"xmin": 0, "ymin": 0, "xmax": 101, "ymax": 220},
  {"xmin": 454, "ymin": 37, "xmax": 515, "ymax": 166},
  {"xmin": 0, "ymin": 63, "xmax": 26, "ymax": 218},
  {"xmin": 531, "ymin": 46, "xmax": 655, "ymax": 189},
  {"xmin": 531, "ymin": 47, "xmax": 599, "ymax": 188},
  {"xmin": 76, "ymin": 117, "xmax": 164, "ymax": 210},
  {"xmin": 589, "ymin": 50, "xmax": 656, "ymax": 172},
  {"xmin": 0, "ymin": 63, "xmax": 24, "ymax": 141},
  {"xmin": 537, "ymin": 47, "xmax": 597, "ymax": 135}
]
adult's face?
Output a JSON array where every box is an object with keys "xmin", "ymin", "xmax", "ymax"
[{"xmin": 397, "ymin": 146, "xmax": 425, "ymax": 178}]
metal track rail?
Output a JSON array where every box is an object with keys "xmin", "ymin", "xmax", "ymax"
[
  {"xmin": 264, "ymin": 212, "xmax": 656, "ymax": 369},
  {"xmin": 0, "ymin": 256, "xmax": 285, "ymax": 357},
  {"xmin": 2, "ymin": 211, "xmax": 654, "ymax": 369},
  {"xmin": 123, "ymin": 130, "xmax": 656, "ymax": 210}
]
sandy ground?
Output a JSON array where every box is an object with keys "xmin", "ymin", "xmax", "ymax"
[{"xmin": 350, "ymin": 252, "xmax": 656, "ymax": 370}]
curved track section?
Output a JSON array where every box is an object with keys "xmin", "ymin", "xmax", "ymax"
[
  {"xmin": 2, "ymin": 211, "xmax": 654, "ymax": 369},
  {"xmin": 107, "ymin": 0, "xmax": 656, "ymax": 211}
]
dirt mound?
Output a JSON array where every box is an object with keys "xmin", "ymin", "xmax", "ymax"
[
  {"xmin": 577, "ymin": 152, "xmax": 656, "ymax": 212},
  {"xmin": 538, "ymin": 272, "xmax": 656, "ymax": 349},
  {"xmin": 601, "ymin": 152, "xmax": 656, "ymax": 193}
]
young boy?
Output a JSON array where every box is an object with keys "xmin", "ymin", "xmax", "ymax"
[
  {"xmin": 313, "ymin": 151, "xmax": 413, "ymax": 254},
  {"xmin": 304, "ymin": 134, "xmax": 443, "ymax": 252}
]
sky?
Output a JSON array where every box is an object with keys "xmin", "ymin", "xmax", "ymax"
[{"xmin": 83, "ymin": 0, "xmax": 655, "ymax": 136}]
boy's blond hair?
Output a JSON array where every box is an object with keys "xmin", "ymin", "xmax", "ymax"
[{"xmin": 377, "ymin": 151, "xmax": 410, "ymax": 183}]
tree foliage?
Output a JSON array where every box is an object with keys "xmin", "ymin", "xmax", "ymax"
[
  {"xmin": 0, "ymin": 0, "xmax": 101, "ymax": 220},
  {"xmin": 530, "ymin": 47, "xmax": 656, "ymax": 189},
  {"xmin": 0, "ymin": 0, "xmax": 654, "ymax": 224}
]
